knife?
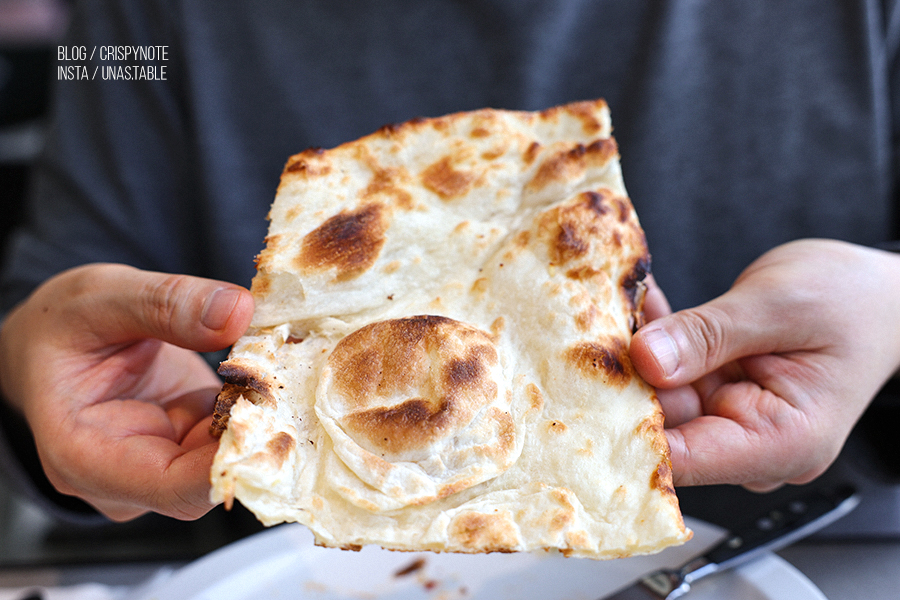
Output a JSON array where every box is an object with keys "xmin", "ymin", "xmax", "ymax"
[{"xmin": 600, "ymin": 485, "xmax": 859, "ymax": 600}]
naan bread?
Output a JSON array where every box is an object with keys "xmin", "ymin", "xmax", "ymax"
[{"xmin": 210, "ymin": 99, "xmax": 692, "ymax": 559}]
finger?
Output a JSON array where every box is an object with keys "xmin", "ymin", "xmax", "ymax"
[
  {"xmin": 665, "ymin": 417, "xmax": 781, "ymax": 488},
  {"xmin": 655, "ymin": 362, "xmax": 748, "ymax": 426},
  {"xmin": 41, "ymin": 264, "xmax": 254, "ymax": 354},
  {"xmin": 667, "ymin": 420, "xmax": 818, "ymax": 489},
  {"xmin": 630, "ymin": 288, "xmax": 806, "ymax": 389},
  {"xmin": 664, "ymin": 382, "xmax": 827, "ymax": 488},
  {"xmin": 163, "ymin": 387, "xmax": 221, "ymax": 442},
  {"xmin": 742, "ymin": 481, "xmax": 786, "ymax": 494},
  {"xmin": 655, "ymin": 385, "xmax": 702, "ymax": 428},
  {"xmin": 86, "ymin": 500, "xmax": 147, "ymax": 522},
  {"xmin": 181, "ymin": 415, "xmax": 218, "ymax": 452},
  {"xmin": 43, "ymin": 442, "xmax": 219, "ymax": 522},
  {"xmin": 44, "ymin": 398, "xmax": 220, "ymax": 520},
  {"xmin": 85, "ymin": 442, "xmax": 219, "ymax": 522}
]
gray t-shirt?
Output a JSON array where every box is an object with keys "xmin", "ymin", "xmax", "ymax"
[
  {"xmin": 3, "ymin": 0, "xmax": 897, "ymax": 314},
  {"xmin": 1, "ymin": 0, "xmax": 898, "ymax": 520}
]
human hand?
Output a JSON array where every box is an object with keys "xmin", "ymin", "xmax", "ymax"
[
  {"xmin": 630, "ymin": 239, "xmax": 900, "ymax": 492},
  {"xmin": 0, "ymin": 264, "xmax": 253, "ymax": 521}
]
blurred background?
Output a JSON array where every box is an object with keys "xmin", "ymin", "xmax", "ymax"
[
  {"xmin": 1, "ymin": 0, "xmax": 899, "ymax": 586},
  {"xmin": 0, "ymin": 0, "xmax": 64, "ymax": 257},
  {"xmin": 0, "ymin": 0, "xmax": 267, "ymax": 577}
]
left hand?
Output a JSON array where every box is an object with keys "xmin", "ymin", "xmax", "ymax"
[
  {"xmin": 630, "ymin": 239, "xmax": 900, "ymax": 491},
  {"xmin": 0, "ymin": 264, "xmax": 254, "ymax": 521}
]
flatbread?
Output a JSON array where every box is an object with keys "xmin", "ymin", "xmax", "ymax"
[{"xmin": 210, "ymin": 99, "xmax": 692, "ymax": 559}]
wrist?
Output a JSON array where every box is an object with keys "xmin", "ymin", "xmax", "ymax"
[{"xmin": 871, "ymin": 244, "xmax": 900, "ymax": 378}]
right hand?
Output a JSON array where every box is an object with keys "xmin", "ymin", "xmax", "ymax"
[
  {"xmin": 0, "ymin": 263, "xmax": 254, "ymax": 521},
  {"xmin": 631, "ymin": 240, "xmax": 900, "ymax": 491}
]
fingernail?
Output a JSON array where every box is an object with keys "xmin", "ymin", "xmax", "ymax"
[
  {"xmin": 643, "ymin": 327, "xmax": 679, "ymax": 378},
  {"xmin": 201, "ymin": 288, "xmax": 242, "ymax": 331}
]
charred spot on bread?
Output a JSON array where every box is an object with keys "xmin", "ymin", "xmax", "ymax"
[
  {"xmin": 346, "ymin": 398, "xmax": 455, "ymax": 455},
  {"xmin": 211, "ymin": 363, "xmax": 277, "ymax": 436},
  {"xmin": 539, "ymin": 189, "xmax": 628, "ymax": 266},
  {"xmin": 210, "ymin": 383, "xmax": 242, "ymax": 437},
  {"xmin": 323, "ymin": 315, "xmax": 502, "ymax": 457},
  {"xmin": 297, "ymin": 203, "xmax": 388, "ymax": 281},
  {"xmin": 448, "ymin": 511, "xmax": 520, "ymax": 553},
  {"xmin": 361, "ymin": 166, "xmax": 414, "ymax": 209},
  {"xmin": 541, "ymin": 98, "xmax": 607, "ymax": 136},
  {"xmin": 622, "ymin": 253, "xmax": 651, "ymax": 331},
  {"xmin": 526, "ymin": 138, "xmax": 617, "ymax": 193},
  {"xmin": 422, "ymin": 156, "xmax": 478, "ymax": 199},
  {"xmin": 209, "ymin": 382, "xmax": 273, "ymax": 437},
  {"xmin": 564, "ymin": 339, "xmax": 631, "ymax": 387},
  {"xmin": 217, "ymin": 362, "xmax": 273, "ymax": 396},
  {"xmin": 265, "ymin": 432, "xmax": 296, "ymax": 468},
  {"xmin": 652, "ymin": 460, "xmax": 677, "ymax": 497}
]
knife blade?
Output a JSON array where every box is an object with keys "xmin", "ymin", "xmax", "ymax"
[{"xmin": 599, "ymin": 485, "xmax": 859, "ymax": 600}]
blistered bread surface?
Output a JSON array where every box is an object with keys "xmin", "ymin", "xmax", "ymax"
[{"xmin": 211, "ymin": 99, "xmax": 691, "ymax": 559}]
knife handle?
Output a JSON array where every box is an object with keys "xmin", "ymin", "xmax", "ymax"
[{"xmin": 686, "ymin": 484, "xmax": 859, "ymax": 582}]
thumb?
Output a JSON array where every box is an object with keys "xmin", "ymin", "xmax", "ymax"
[
  {"xmin": 630, "ymin": 290, "xmax": 793, "ymax": 388},
  {"xmin": 49, "ymin": 264, "xmax": 254, "ymax": 353}
]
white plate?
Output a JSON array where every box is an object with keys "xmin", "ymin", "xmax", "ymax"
[{"xmin": 130, "ymin": 518, "xmax": 826, "ymax": 600}]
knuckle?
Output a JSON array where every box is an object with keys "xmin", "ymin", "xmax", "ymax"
[
  {"xmin": 743, "ymin": 480, "xmax": 785, "ymax": 493},
  {"xmin": 42, "ymin": 264, "xmax": 111, "ymax": 317},
  {"xmin": 168, "ymin": 491, "xmax": 209, "ymax": 520},
  {"xmin": 67, "ymin": 263, "xmax": 126, "ymax": 297},
  {"xmin": 105, "ymin": 508, "xmax": 147, "ymax": 522},
  {"xmin": 680, "ymin": 307, "xmax": 731, "ymax": 370},
  {"xmin": 143, "ymin": 275, "xmax": 190, "ymax": 338},
  {"xmin": 156, "ymin": 469, "xmax": 211, "ymax": 520},
  {"xmin": 41, "ymin": 264, "xmax": 136, "ymax": 334},
  {"xmin": 44, "ymin": 469, "xmax": 78, "ymax": 496}
]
